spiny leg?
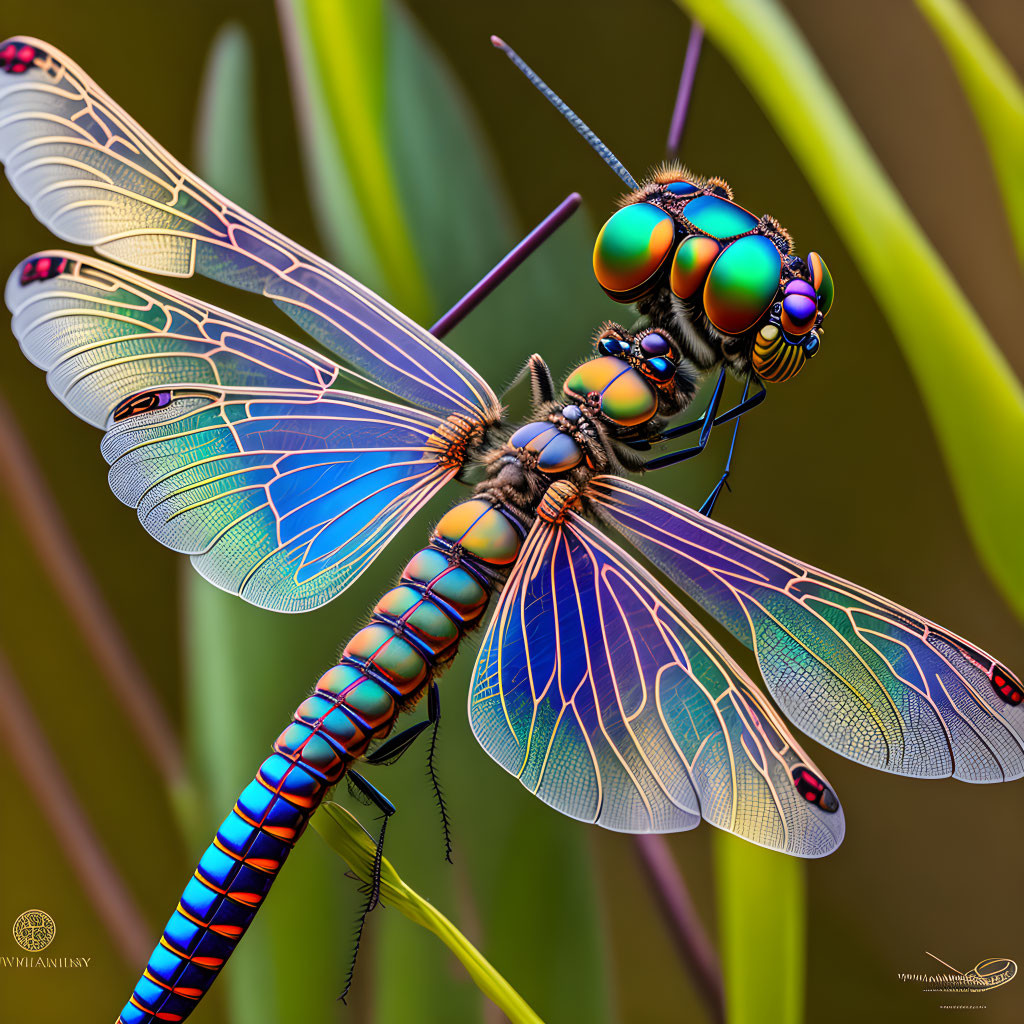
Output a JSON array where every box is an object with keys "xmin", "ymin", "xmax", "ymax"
[
  {"xmin": 340, "ymin": 771, "xmax": 395, "ymax": 1003},
  {"xmin": 362, "ymin": 682, "xmax": 451, "ymax": 861},
  {"xmin": 423, "ymin": 682, "xmax": 452, "ymax": 863}
]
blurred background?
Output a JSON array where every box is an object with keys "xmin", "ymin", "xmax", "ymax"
[{"xmin": 0, "ymin": 1, "xmax": 1021, "ymax": 1022}]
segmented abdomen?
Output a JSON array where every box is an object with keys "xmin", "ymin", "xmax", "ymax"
[{"xmin": 118, "ymin": 498, "xmax": 524, "ymax": 1024}]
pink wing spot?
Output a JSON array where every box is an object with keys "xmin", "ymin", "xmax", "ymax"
[
  {"xmin": 992, "ymin": 669, "xmax": 1024, "ymax": 706},
  {"xmin": 0, "ymin": 41, "xmax": 40, "ymax": 74},
  {"xmin": 20, "ymin": 255, "xmax": 68, "ymax": 285},
  {"xmin": 791, "ymin": 766, "xmax": 839, "ymax": 813}
]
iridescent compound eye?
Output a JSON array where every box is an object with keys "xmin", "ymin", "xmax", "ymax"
[
  {"xmin": 703, "ymin": 235, "xmax": 782, "ymax": 335},
  {"xmin": 593, "ymin": 203, "xmax": 676, "ymax": 302},
  {"xmin": 564, "ymin": 357, "xmax": 659, "ymax": 426},
  {"xmin": 807, "ymin": 251, "xmax": 834, "ymax": 317},
  {"xmin": 669, "ymin": 234, "xmax": 720, "ymax": 300},
  {"xmin": 639, "ymin": 331, "xmax": 671, "ymax": 357}
]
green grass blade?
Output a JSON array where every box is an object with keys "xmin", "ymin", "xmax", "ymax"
[
  {"xmin": 714, "ymin": 833, "xmax": 804, "ymax": 1024},
  {"xmin": 277, "ymin": 2, "xmax": 616, "ymax": 1021},
  {"xmin": 916, "ymin": 0, "xmax": 1024, "ymax": 264},
  {"xmin": 313, "ymin": 803, "xmax": 545, "ymax": 1024},
  {"xmin": 280, "ymin": 0, "xmax": 432, "ymax": 320},
  {"xmin": 189, "ymin": 25, "xmax": 350, "ymax": 1023},
  {"xmin": 676, "ymin": 0, "xmax": 1024, "ymax": 623}
]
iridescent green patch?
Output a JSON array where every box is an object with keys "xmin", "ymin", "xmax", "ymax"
[
  {"xmin": 704, "ymin": 235, "xmax": 782, "ymax": 335},
  {"xmin": 343, "ymin": 679, "xmax": 395, "ymax": 722},
  {"xmin": 682, "ymin": 195, "xmax": 758, "ymax": 239},
  {"xmin": 593, "ymin": 202, "xmax": 675, "ymax": 298}
]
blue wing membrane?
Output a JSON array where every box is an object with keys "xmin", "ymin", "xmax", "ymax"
[
  {"xmin": 470, "ymin": 511, "xmax": 845, "ymax": 855},
  {"xmin": 589, "ymin": 475, "xmax": 1024, "ymax": 783},
  {"xmin": 6, "ymin": 252, "xmax": 463, "ymax": 612}
]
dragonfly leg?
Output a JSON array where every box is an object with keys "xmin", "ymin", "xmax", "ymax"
[
  {"xmin": 423, "ymin": 682, "xmax": 453, "ymax": 863},
  {"xmin": 641, "ymin": 368, "xmax": 727, "ymax": 470},
  {"xmin": 628, "ymin": 376, "xmax": 765, "ymax": 451},
  {"xmin": 362, "ymin": 682, "xmax": 452, "ymax": 862},
  {"xmin": 697, "ymin": 375, "xmax": 752, "ymax": 517},
  {"xmin": 347, "ymin": 771, "xmax": 395, "ymax": 912},
  {"xmin": 340, "ymin": 771, "xmax": 396, "ymax": 1003}
]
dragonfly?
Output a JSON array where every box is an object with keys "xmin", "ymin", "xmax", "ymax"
[{"xmin": 2, "ymin": 33, "xmax": 1022, "ymax": 1024}]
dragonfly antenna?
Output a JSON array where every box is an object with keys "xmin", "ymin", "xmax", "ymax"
[{"xmin": 491, "ymin": 35, "xmax": 639, "ymax": 191}]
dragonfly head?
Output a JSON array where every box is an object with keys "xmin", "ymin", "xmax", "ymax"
[{"xmin": 592, "ymin": 167, "xmax": 834, "ymax": 384}]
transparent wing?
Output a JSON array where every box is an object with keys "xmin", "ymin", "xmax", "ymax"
[
  {"xmin": 6, "ymin": 252, "xmax": 462, "ymax": 613},
  {"xmin": 102, "ymin": 389, "xmax": 457, "ymax": 612},
  {"xmin": 0, "ymin": 37, "xmax": 500, "ymax": 421},
  {"xmin": 469, "ymin": 511, "xmax": 845, "ymax": 855},
  {"xmin": 589, "ymin": 475, "xmax": 1024, "ymax": 783},
  {"xmin": 6, "ymin": 250, "xmax": 341, "ymax": 427}
]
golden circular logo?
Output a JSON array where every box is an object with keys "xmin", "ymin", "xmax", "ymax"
[{"xmin": 12, "ymin": 910, "xmax": 55, "ymax": 952}]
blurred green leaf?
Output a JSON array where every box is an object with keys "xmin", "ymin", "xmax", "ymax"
[
  {"xmin": 190, "ymin": 24, "xmax": 350, "ymax": 1023},
  {"xmin": 916, "ymin": 0, "xmax": 1024, "ymax": 264},
  {"xmin": 713, "ymin": 834, "xmax": 804, "ymax": 1024},
  {"xmin": 282, "ymin": 0, "xmax": 432, "ymax": 319},
  {"xmin": 195, "ymin": 23, "xmax": 267, "ymax": 217},
  {"xmin": 314, "ymin": 803, "xmax": 545, "ymax": 1024},
  {"xmin": 277, "ymin": 2, "xmax": 616, "ymax": 1022},
  {"xmin": 676, "ymin": 0, "xmax": 1024, "ymax": 621}
]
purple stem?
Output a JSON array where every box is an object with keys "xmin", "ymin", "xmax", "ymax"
[
  {"xmin": 0, "ymin": 392, "xmax": 185, "ymax": 792},
  {"xmin": 0, "ymin": 649, "xmax": 152, "ymax": 966},
  {"xmin": 666, "ymin": 23, "xmax": 705, "ymax": 157},
  {"xmin": 430, "ymin": 192, "xmax": 581, "ymax": 338},
  {"xmin": 635, "ymin": 834, "xmax": 725, "ymax": 1023}
]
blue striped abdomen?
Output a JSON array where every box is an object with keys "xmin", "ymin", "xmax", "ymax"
[{"xmin": 118, "ymin": 498, "xmax": 523, "ymax": 1024}]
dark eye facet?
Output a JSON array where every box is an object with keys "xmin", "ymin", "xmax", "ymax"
[
  {"xmin": 598, "ymin": 336, "xmax": 631, "ymax": 357},
  {"xmin": 781, "ymin": 292, "xmax": 817, "ymax": 335},
  {"xmin": 644, "ymin": 356, "xmax": 675, "ymax": 382}
]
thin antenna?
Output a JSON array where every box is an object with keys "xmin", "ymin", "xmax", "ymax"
[
  {"xmin": 666, "ymin": 23, "xmax": 704, "ymax": 156},
  {"xmin": 491, "ymin": 35, "xmax": 639, "ymax": 191}
]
